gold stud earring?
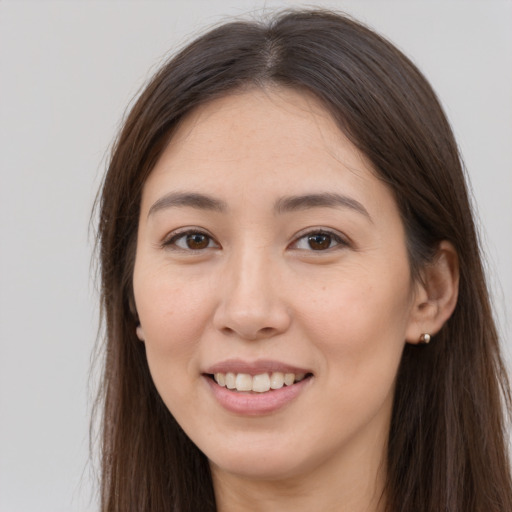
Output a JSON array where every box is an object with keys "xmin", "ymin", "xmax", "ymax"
[{"xmin": 419, "ymin": 333, "xmax": 431, "ymax": 344}]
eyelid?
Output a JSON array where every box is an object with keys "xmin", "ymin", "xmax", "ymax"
[
  {"xmin": 159, "ymin": 226, "xmax": 350, "ymax": 252},
  {"xmin": 289, "ymin": 227, "xmax": 351, "ymax": 251},
  {"xmin": 161, "ymin": 227, "xmax": 220, "ymax": 251}
]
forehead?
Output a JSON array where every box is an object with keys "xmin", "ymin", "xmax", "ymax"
[
  {"xmin": 167, "ymin": 87, "xmax": 366, "ymax": 168},
  {"xmin": 142, "ymin": 87, "xmax": 397, "ymax": 220}
]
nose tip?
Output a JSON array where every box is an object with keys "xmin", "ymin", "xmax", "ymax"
[
  {"xmin": 216, "ymin": 310, "xmax": 289, "ymax": 341},
  {"xmin": 212, "ymin": 265, "xmax": 291, "ymax": 341}
]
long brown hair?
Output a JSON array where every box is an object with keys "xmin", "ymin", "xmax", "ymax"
[{"xmin": 94, "ymin": 9, "xmax": 512, "ymax": 511}]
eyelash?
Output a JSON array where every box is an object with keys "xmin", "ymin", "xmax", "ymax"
[
  {"xmin": 290, "ymin": 229, "xmax": 349, "ymax": 252},
  {"xmin": 162, "ymin": 228, "xmax": 220, "ymax": 252},
  {"xmin": 161, "ymin": 228, "xmax": 349, "ymax": 253}
]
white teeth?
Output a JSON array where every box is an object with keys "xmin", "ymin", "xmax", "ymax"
[
  {"xmin": 270, "ymin": 372, "xmax": 284, "ymax": 389},
  {"xmin": 225, "ymin": 372, "xmax": 236, "ymax": 389},
  {"xmin": 284, "ymin": 373, "xmax": 295, "ymax": 386},
  {"xmin": 235, "ymin": 373, "xmax": 253, "ymax": 391},
  {"xmin": 252, "ymin": 373, "xmax": 271, "ymax": 392},
  {"xmin": 213, "ymin": 371, "xmax": 308, "ymax": 392}
]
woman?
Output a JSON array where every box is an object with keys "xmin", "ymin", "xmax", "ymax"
[{"xmin": 95, "ymin": 9, "xmax": 512, "ymax": 512}]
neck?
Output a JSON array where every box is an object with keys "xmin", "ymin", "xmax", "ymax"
[{"xmin": 211, "ymin": 432, "xmax": 388, "ymax": 512}]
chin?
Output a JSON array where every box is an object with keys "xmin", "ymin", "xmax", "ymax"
[
  {"xmin": 203, "ymin": 435, "xmax": 322, "ymax": 482},
  {"xmin": 209, "ymin": 454, "xmax": 305, "ymax": 481}
]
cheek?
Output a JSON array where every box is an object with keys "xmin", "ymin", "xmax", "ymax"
[
  {"xmin": 133, "ymin": 268, "xmax": 214, "ymax": 398},
  {"xmin": 296, "ymin": 262, "xmax": 413, "ymax": 377},
  {"xmin": 300, "ymin": 274, "xmax": 411, "ymax": 430},
  {"xmin": 135, "ymin": 262, "xmax": 213, "ymax": 340}
]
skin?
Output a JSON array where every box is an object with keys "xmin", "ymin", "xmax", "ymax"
[{"xmin": 133, "ymin": 87, "xmax": 458, "ymax": 512}]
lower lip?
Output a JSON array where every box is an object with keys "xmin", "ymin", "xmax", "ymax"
[{"xmin": 204, "ymin": 376, "xmax": 311, "ymax": 415}]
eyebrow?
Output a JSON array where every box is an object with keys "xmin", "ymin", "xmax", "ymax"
[
  {"xmin": 147, "ymin": 191, "xmax": 371, "ymax": 222},
  {"xmin": 148, "ymin": 192, "xmax": 228, "ymax": 217},
  {"xmin": 274, "ymin": 193, "xmax": 372, "ymax": 221}
]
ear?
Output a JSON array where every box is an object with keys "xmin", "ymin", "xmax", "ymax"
[
  {"xmin": 405, "ymin": 241, "xmax": 459, "ymax": 345},
  {"xmin": 136, "ymin": 325, "xmax": 146, "ymax": 342}
]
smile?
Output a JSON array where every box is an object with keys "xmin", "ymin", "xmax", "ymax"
[
  {"xmin": 203, "ymin": 361, "xmax": 314, "ymax": 414},
  {"xmin": 212, "ymin": 372, "xmax": 309, "ymax": 393}
]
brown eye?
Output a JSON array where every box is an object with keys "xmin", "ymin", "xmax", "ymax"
[
  {"xmin": 186, "ymin": 233, "xmax": 210, "ymax": 250},
  {"xmin": 307, "ymin": 233, "xmax": 332, "ymax": 250},
  {"xmin": 291, "ymin": 230, "xmax": 348, "ymax": 252},
  {"xmin": 165, "ymin": 230, "xmax": 218, "ymax": 251}
]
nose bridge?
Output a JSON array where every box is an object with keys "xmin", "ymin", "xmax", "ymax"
[{"xmin": 213, "ymin": 241, "xmax": 290, "ymax": 339}]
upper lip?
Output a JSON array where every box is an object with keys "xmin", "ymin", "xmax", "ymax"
[{"xmin": 204, "ymin": 359, "xmax": 312, "ymax": 376}]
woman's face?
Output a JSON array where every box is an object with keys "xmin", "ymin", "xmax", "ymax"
[{"xmin": 133, "ymin": 88, "xmax": 421, "ymax": 482}]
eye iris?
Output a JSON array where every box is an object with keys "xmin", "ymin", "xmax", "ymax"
[
  {"xmin": 308, "ymin": 233, "xmax": 331, "ymax": 250},
  {"xmin": 186, "ymin": 233, "xmax": 209, "ymax": 250}
]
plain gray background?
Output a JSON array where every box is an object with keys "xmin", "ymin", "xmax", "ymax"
[{"xmin": 1, "ymin": 1, "xmax": 511, "ymax": 510}]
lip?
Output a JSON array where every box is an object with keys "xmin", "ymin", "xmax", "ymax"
[
  {"xmin": 204, "ymin": 358, "xmax": 311, "ymax": 376},
  {"xmin": 202, "ymin": 359, "xmax": 313, "ymax": 415}
]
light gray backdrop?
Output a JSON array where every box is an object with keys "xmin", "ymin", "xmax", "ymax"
[{"xmin": 1, "ymin": 1, "xmax": 510, "ymax": 511}]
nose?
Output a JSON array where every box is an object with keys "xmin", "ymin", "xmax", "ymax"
[{"xmin": 212, "ymin": 248, "xmax": 291, "ymax": 341}]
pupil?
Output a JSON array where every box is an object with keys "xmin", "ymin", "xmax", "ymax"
[
  {"xmin": 308, "ymin": 234, "xmax": 331, "ymax": 250},
  {"xmin": 186, "ymin": 233, "xmax": 208, "ymax": 249}
]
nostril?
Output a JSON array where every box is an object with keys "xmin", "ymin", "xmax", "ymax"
[
  {"xmin": 219, "ymin": 325, "xmax": 277, "ymax": 340},
  {"xmin": 213, "ymin": 301, "xmax": 291, "ymax": 341}
]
